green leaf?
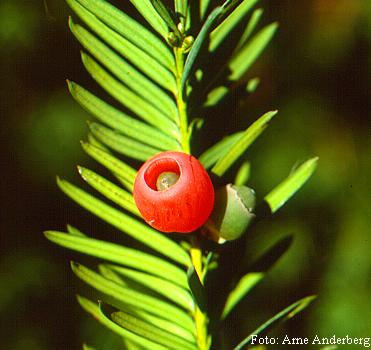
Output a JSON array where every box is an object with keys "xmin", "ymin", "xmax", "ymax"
[
  {"xmin": 199, "ymin": 0, "xmax": 211, "ymax": 20},
  {"xmin": 246, "ymin": 77, "xmax": 260, "ymax": 93},
  {"xmin": 44, "ymin": 231, "xmax": 188, "ymax": 287},
  {"xmin": 199, "ymin": 131, "xmax": 243, "ymax": 169},
  {"xmin": 204, "ymin": 86, "xmax": 229, "ymax": 107},
  {"xmin": 128, "ymin": 0, "xmax": 169, "ymax": 39},
  {"xmin": 73, "ymin": 0, "xmax": 174, "ymax": 70},
  {"xmin": 57, "ymin": 178, "xmax": 191, "ymax": 267},
  {"xmin": 229, "ymin": 22, "xmax": 278, "ymax": 81},
  {"xmin": 264, "ymin": 157, "xmax": 319, "ymax": 213},
  {"xmin": 175, "ymin": 0, "xmax": 188, "ymax": 21},
  {"xmin": 248, "ymin": 236, "xmax": 293, "ymax": 273},
  {"xmin": 99, "ymin": 264, "xmax": 158, "ymax": 296},
  {"xmin": 81, "ymin": 53, "xmax": 179, "ymax": 138},
  {"xmin": 187, "ymin": 265, "xmax": 206, "ymax": 312},
  {"xmin": 68, "ymin": 82, "xmax": 180, "ymax": 151},
  {"xmin": 209, "ymin": 0, "xmax": 258, "ymax": 52},
  {"xmin": 134, "ymin": 311, "xmax": 196, "ymax": 345},
  {"xmin": 234, "ymin": 161, "xmax": 251, "ymax": 186},
  {"xmin": 107, "ymin": 308, "xmax": 197, "ymax": 350},
  {"xmin": 235, "ymin": 7, "xmax": 263, "ymax": 51},
  {"xmin": 67, "ymin": 224, "xmax": 87, "ymax": 237},
  {"xmin": 104, "ymin": 298, "xmax": 196, "ymax": 344},
  {"xmin": 99, "ymin": 264, "xmax": 127, "ymax": 285},
  {"xmin": 221, "ymin": 272, "xmax": 264, "ymax": 319},
  {"xmin": 201, "ymin": 252, "xmax": 216, "ymax": 281},
  {"xmin": 204, "ymin": 79, "xmax": 260, "ymax": 109},
  {"xmin": 77, "ymin": 296, "xmax": 168, "ymax": 350},
  {"xmin": 208, "ymin": 0, "xmax": 248, "ymax": 27},
  {"xmin": 77, "ymin": 166, "xmax": 140, "ymax": 217},
  {"xmin": 71, "ymin": 262, "xmax": 195, "ymax": 330},
  {"xmin": 88, "ymin": 122, "xmax": 161, "ymax": 162},
  {"xmin": 81, "ymin": 142, "xmax": 136, "ymax": 191},
  {"xmin": 67, "ymin": 0, "xmax": 176, "ymax": 92},
  {"xmin": 150, "ymin": 0, "xmax": 180, "ymax": 35},
  {"xmin": 110, "ymin": 265, "xmax": 194, "ymax": 311},
  {"xmin": 68, "ymin": 19, "xmax": 178, "ymax": 119},
  {"xmin": 83, "ymin": 142, "xmax": 137, "ymax": 195},
  {"xmin": 233, "ymin": 296, "xmax": 317, "ymax": 350},
  {"xmin": 86, "ymin": 133, "xmax": 109, "ymax": 151},
  {"xmin": 123, "ymin": 339, "xmax": 148, "ymax": 350},
  {"xmin": 182, "ymin": 6, "xmax": 223, "ymax": 93},
  {"xmin": 82, "ymin": 343, "xmax": 97, "ymax": 350},
  {"xmin": 212, "ymin": 110, "xmax": 277, "ymax": 176}
]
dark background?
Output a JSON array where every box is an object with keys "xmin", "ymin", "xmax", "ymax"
[{"xmin": 1, "ymin": 0, "xmax": 370, "ymax": 349}]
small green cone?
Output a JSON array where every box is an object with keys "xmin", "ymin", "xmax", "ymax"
[
  {"xmin": 167, "ymin": 31, "xmax": 181, "ymax": 47},
  {"xmin": 181, "ymin": 36, "xmax": 194, "ymax": 52},
  {"xmin": 206, "ymin": 184, "xmax": 256, "ymax": 242}
]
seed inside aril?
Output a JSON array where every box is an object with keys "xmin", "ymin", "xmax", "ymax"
[{"xmin": 156, "ymin": 172, "xmax": 179, "ymax": 191}]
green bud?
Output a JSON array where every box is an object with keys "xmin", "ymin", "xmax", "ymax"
[
  {"xmin": 177, "ymin": 22, "xmax": 185, "ymax": 34},
  {"xmin": 181, "ymin": 36, "xmax": 194, "ymax": 52},
  {"xmin": 167, "ymin": 32, "xmax": 181, "ymax": 47},
  {"xmin": 206, "ymin": 184, "xmax": 256, "ymax": 242}
]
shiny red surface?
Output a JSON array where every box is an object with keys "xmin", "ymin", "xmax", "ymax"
[{"xmin": 133, "ymin": 151, "xmax": 215, "ymax": 233}]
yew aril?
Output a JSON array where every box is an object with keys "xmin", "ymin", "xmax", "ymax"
[{"xmin": 133, "ymin": 151, "xmax": 215, "ymax": 233}]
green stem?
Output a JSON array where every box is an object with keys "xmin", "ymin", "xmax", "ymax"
[
  {"xmin": 190, "ymin": 237, "xmax": 209, "ymax": 350},
  {"xmin": 174, "ymin": 48, "xmax": 190, "ymax": 154},
  {"xmin": 174, "ymin": 46, "xmax": 208, "ymax": 349}
]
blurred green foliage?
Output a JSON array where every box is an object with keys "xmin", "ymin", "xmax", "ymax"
[
  {"xmin": 19, "ymin": 92, "xmax": 88, "ymax": 181},
  {"xmin": 0, "ymin": 1, "xmax": 39, "ymax": 50},
  {"xmin": 1, "ymin": 0, "xmax": 369, "ymax": 349}
]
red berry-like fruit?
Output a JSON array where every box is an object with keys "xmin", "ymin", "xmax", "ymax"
[{"xmin": 133, "ymin": 151, "xmax": 215, "ymax": 233}]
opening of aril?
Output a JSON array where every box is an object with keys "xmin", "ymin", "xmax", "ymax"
[{"xmin": 144, "ymin": 158, "xmax": 181, "ymax": 191}]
